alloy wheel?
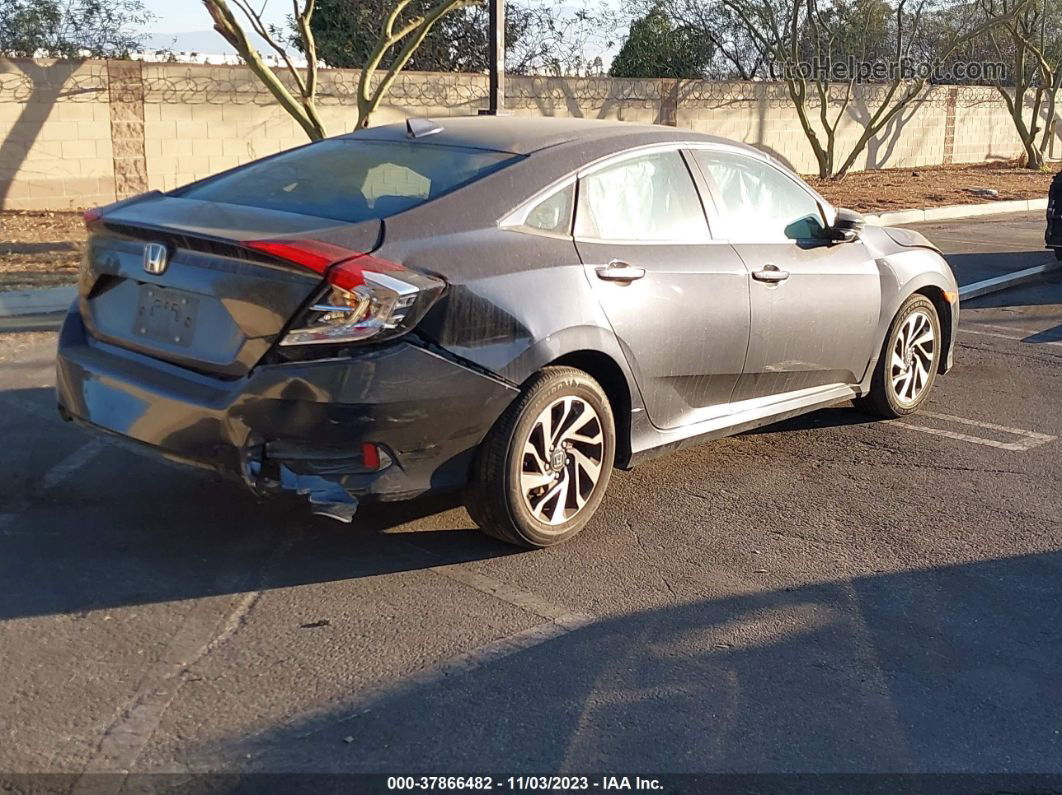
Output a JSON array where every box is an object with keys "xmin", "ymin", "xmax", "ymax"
[
  {"xmin": 519, "ymin": 396, "xmax": 605, "ymax": 527},
  {"xmin": 890, "ymin": 309, "xmax": 936, "ymax": 407}
]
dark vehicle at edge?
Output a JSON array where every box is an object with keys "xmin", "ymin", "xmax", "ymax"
[
  {"xmin": 56, "ymin": 117, "xmax": 959, "ymax": 548},
  {"xmin": 1048, "ymin": 168, "xmax": 1062, "ymax": 260}
]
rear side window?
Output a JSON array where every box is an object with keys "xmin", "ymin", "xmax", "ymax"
[
  {"xmin": 503, "ymin": 183, "xmax": 576, "ymax": 236},
  {"xmin": 179, "ymin": 140, "xmax": 521, "ymax": 223}
]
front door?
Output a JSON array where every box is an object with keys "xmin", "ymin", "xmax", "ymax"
[
  {"xmin": 690, "ymin": 149, "xmax": 881, "ymax": 405},
  {"xmin": 574, "ymin": 149, "xmax": 752, "ymax": 430}
]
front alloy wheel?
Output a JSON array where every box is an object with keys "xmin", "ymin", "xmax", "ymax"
[
  {"xmin": 890, "ymin": 308, "xmax": 937, "ymax": 408},
  {"xmin": 466, "ymin": 367, "xmax": 616, "ymax": 548},
  {"xmin": 856, "ymin": 293, "xmax": 941, "ymax": 418}
]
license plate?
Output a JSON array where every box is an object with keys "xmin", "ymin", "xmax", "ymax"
[{"xmin": 133, "ymin": 284, "xmax": 199, "ymax": 347}]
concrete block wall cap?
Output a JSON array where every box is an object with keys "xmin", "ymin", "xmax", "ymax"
[
  {"xmin": 0, "ymin": 286, "xmax": 77, "ymax": 317},
  {"xmin": 866, "ymin": 197, "xmax": 1049, "ymax": 226}
]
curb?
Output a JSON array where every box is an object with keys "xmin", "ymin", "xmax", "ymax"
[
  {"xmin": 0, "ymin": 286, "xmax": 75, "ymax": 318},
  {"xmin": 959, "ymin": 259, "xmax": 1061, "ymax": 301},
  {"xmin": 866, "ymin": 198, "xmax": 1049, "ymax": 227}
]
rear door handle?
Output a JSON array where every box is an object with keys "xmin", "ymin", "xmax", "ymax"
[
  {"xmin": 752, "ymin": 264, "xmax": 791, "ymax": 283},
  {"xmin": 596, "ymin": 261, "xmax": 646, "ymax": 283}
]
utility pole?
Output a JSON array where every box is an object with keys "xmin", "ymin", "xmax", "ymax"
[{"xmin": 483, "ymin": 0, "xmax": 506, "ymax": 114}]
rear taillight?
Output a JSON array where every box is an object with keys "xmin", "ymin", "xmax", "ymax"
[
  {"xmin": 83, "ymin": 207, "xmax": 102, "ymax": 228},
  {"xmin": 244, "ymin": 239, "xmax": 357, "ymax": 275},
  {"xmin": 245, "ymin": 238, "xmax": 444, "ymax": 348}
]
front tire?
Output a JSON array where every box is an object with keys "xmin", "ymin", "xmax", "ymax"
[
  {"xmin": 1054, "ymin": 248, "xmax": 1061, "ymax": 261},
  {"xmin": 856, "ymin": 294, "xmax": 941, "ymax": 419},
  {"xmin": 466, "ymin": 367, "xmax": 615, "ymax": 548}
]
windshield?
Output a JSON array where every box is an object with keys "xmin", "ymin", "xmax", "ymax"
[{"xmin": 178, "ymin": 139, "xmax": 522, "ymax": 223}]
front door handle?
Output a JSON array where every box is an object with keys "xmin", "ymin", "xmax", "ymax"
[
  {"xmin": 596, "ymin": 260, "xmax": 646, "ymax": 283},
  {"xmin": 752, "ymin": 264, "xmax": 791, "ymax": 283}
]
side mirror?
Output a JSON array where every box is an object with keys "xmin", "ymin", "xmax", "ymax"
[{"xmin": 830, "ymin": 207, "xmax": 865, "ymax": 243}]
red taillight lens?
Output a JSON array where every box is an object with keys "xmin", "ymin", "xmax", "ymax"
[
  {"xmin": 244, "ymin": 239, "xmax": 360, "ymax": 275},
  {"xmin": 83, "ymin": 207, "xmax": 102, "ymax": 227},
  {"xmin": 362, "ymin": 443, "xmax": 381, "ymax": 471}
]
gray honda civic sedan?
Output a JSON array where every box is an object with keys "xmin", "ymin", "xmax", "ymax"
[{"xmin": 57, "ymin": 117, "xmax": 959, "ymax": 548}]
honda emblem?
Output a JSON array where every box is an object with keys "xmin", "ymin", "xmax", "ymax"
[{"xmin": 143, "ymin": 242, "xmax": 169, "ymax": 275}]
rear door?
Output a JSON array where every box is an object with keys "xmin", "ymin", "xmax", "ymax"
[
  {"xmin": 574, "ymin": 148, "xmax": 751, "ymax": 431},
  {"xmin": 689, "ymin": 148, "xmax": 882, "ymax": 404}
]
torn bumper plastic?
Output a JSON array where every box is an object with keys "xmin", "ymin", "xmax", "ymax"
[{"xmin": 56, "ymin": 309, "xmax": 519, "ymax": 513}]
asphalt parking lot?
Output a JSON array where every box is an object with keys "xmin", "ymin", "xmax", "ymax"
[{"xmin": 1, "ymin": 212, "xmax": 1060, "ymax": 781}]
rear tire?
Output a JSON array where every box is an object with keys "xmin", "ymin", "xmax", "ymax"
[
  {"xmin": 465, "ymin": 367, "xmax": 615, "ymax": 549},
  {"xmin": 1054, "ymin": 248, "xmax": 1061, "ymax": 261},
  {"xmin": 855, "ymin": 294, "xmax": 941, "ymax": 419}
]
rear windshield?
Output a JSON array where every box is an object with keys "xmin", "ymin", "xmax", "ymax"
[{"xmin": 178, "ymin": 139, "xmax": 521, "ymax": 223}]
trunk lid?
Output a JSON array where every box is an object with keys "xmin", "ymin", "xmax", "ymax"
[{"xmin": 81, "ymin": 194, "xmax": 382, "ymax": 378}]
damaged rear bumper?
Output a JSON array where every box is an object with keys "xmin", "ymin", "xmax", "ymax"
[{"xmin": 55, "ymin": 310, "xmax": 518, "ymax": 513}]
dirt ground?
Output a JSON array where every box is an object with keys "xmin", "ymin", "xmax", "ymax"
[
  {"xmin": 808, "ymin": 161, "xmax": 1055, "ymax": 213},
  {"xmin": 0, "ymin": 211, "xmax": 84, "ymax": 292},
  {"xmin": 0, "ymin": 163, "xmax": 1056, "ymax": 292}
]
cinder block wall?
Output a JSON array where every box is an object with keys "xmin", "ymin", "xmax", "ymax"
[
  {"xmin": 0, "ymin": 60, "xmax": 116, "ymax": 210},
  {"xmin": 0, "ymin": 57, "xmax": 1058, "ymax": 211}
]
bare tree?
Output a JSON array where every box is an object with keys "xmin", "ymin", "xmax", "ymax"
[
  {"xmin": 302, "ymin": 0, "xmax": 616, "ymax": 76},
  {"xmin": 668, "ymin": 0, "xmax": 1025, "ymax": 178},
  {"xmin": 661, "ymin": 0, "xmax": 767, "ymax": 79},
  {"xmin": 978, "ymin": 0, "xmax": 1062, "ymax": 169},
  {"xmin": 204, "ymin": 0, "xmax": 324, "ymax": 139},
  {"xmin": 507, "ymin": 0, "xmax": 620, "ymax": 76},
  {"xmin": 203, "ymin": 0, "xmax": 481, "ymax": 140},
  {"xmin": 354, "ymin": 0, "xmax": 481, "ymax": 124}
]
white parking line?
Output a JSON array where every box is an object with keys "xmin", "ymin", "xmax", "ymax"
[
  {"xmin": 959, "ymin": 261, "xmax": 1062, "ymax": 300},
  {"xmin": 233, "ymin": 546, "xmax": 598, "ymax": 747},
  {"xmin": 970, "ymin": 321, "xmax": 1062, "ymax": 339},
  {"xmin": 71, "ymin": 533, "xmax": 299, "ymax": 791},
  {"xmin": 961, "ymin": 326, "xmax": 1062, "ymax": 348},
  {"xmin": 429, "ymin": 563, "xmax": 590, "ymax": 626},
  {"xmin": 0, "ymin": 440, "xmax": 110, "ymax": 537},
  {"xmin": 930, "ymin": 235, "xmax": 1038, "ymax": 252},
  {"xmin": 320, "ymin": 615, "xmax": 593, "ymax": 730},
  {"xmin": 892, "ymin": 411, "xmax": 1056, "ymax": 452},
  {"xmin": 40, "ymin": 439, "xmax": 108, "ymax": 491}
]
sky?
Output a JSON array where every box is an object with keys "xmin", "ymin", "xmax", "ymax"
[
  {"xmin": 140, "ymin": 0, "xmax": 288, "ymax": 54},
  {"xmin": 138, "ymin": 0, "xmax": 622, "ymax": 59},
  {"xmin": 142, "ymin": 0, "xmax": 287, "ymax": 35}
]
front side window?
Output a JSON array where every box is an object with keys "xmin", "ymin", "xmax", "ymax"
[
  {"xmin": 692, "ymin": 150, "xmax": 827, "ymax": 242},
  {"xmin": 575, "ymin": 151, "xmax": 709, "ymax": 243},
  {"xmin": 179, "ymin": 140, "xmax": 521, "ymax": 223}
]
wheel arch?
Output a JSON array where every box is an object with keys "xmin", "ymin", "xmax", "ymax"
[
  {"xmin": 913, "ymin": 285, "xmax": 954, "ymax": 375},
  {"xmin": 548, "ymin": 349, "xmax": 634, "ymax": 468}
]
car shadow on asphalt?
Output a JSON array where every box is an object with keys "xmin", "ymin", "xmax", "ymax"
[
  {"xmin": 0, "ymin": 390, "xmax": 520, "ymax": 622},
  {"xmin": 0, "ymin": 389, "xmax": 911, "ymax": 623},
  {"xmin": 740, "ymin": 405, "xmax": 878, "ymax": 437},
  {"xmin": 191, "ymin": 549, "xmax": 1062, "ymax": 774}
]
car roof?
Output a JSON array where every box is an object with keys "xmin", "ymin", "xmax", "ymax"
[{"xmin": 342, "ymin": 115, "xmax": 766, "ymax": 159}]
